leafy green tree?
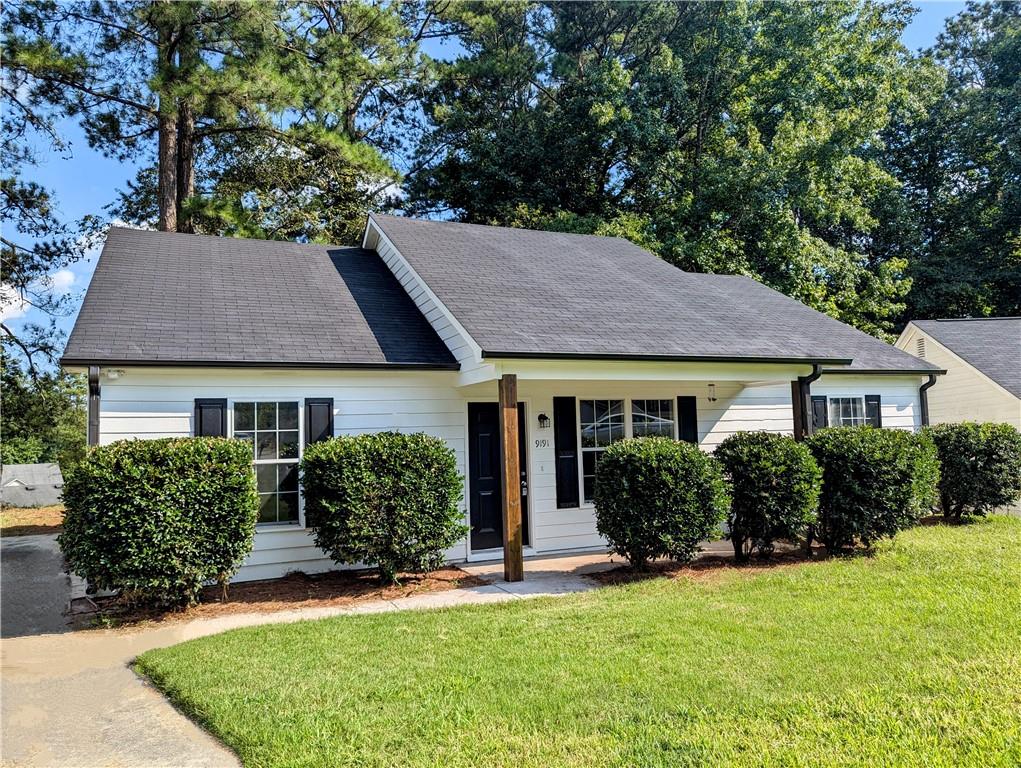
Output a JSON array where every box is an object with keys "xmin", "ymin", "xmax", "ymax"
[
  {"xmin": 1, "ymin": 348, "xmax": 86, "ymax": 468},
  {"xmin": 1, "ymin": 4, "xmax": 101, "ymax": 372},
  {"xmin": 5, "ymin": 0, "xmax": 299, "ymax": 233},
  {"xmin": 885, "ymin": 1, "xmax": 1021, "ymax": 319},
  {"xmin": 410, "ymin": 1, "xmax": 930, "ymax": 338}
]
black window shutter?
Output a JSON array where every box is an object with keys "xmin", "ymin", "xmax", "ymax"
[
  {"xmin": 677, "ymin": 396, "xmax": 698, "ymax": 444},
  {"xmin": 194, "ymin": 399, "xmax": 227, "ymax": 437},
  {"xmin": 553, "ymin": 396, "xmax": 579, "ymax": 509},
  {"xmin": 305, "ymin": 398, "xmax": 334, "ymax": 446},
  {"xmin": 810, "ymin": 395, "xmax": 828, "ymax": 431},
  {"xmin": 865, "ymin": 395, "xmax": 882, "ymax": 428}
]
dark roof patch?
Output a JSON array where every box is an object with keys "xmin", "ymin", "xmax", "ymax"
[
  {"xmin": 913, "ymin": 318, "xmax": 1021, "ymax": 397},
  {"xmin": 62, "ymin": 227, "xmax": 457, "ymax": 369},
  {"xmin": 370, "ymin": 214, "xmax": 938, "ymax": 373}
]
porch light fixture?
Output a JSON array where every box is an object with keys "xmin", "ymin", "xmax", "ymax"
[
  {"xmin": 537, "ymin": 412, "xmax": 551, "ymax": 430},
  {"xmin": 707, "ymin": 383, "xmax": 717, "ymax": 403}
]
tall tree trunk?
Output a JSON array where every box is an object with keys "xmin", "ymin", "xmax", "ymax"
[
  {"xmin": 176, "ymin": 102, "xmax": 195, "ymax": 233},
  {"xmin": 158, "ymin": 104, "xmax": 178, "ymax": 232},
  {"xmin": 175, "ymin": 20, "xmax": 198, "ymax": 233},
  {"xmin": 156, "ymin": 14, "xmax": 178, "ymax": 232}
]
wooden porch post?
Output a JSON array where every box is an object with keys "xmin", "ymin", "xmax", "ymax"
[{"xmin": 498, "ymin": 374, "xmax": 524, "ymax": 582}]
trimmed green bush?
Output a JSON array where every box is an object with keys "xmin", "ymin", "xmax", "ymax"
[
  {"xmin": 715, "ymin": 431, "xmax": 821, "ymax": 561},
  {"xmin": 301, "ymin": 432, "xmax": 466, "ymax": 584},
  {"xmin": 806, "ymin": 426, "xmax": 939, "ymax": 552},
  {"xmin": 593, "ymin": 437, "xmax": 730, "ymax": 568},
  {"xmin": 925, "ymin": 422, "xmax": 1021, "ymax": 520},
  {"xmin": 59, "ymin": 438, "xmax": 258, "ymax": 607}
]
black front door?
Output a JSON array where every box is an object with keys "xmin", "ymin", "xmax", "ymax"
[{"xmin": 468, "ymin": 402, "xmax": 529, "ymax": 551}]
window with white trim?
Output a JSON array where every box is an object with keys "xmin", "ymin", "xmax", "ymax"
[
  {"xmin": 233, "ymin": 401, "xmax": 300, "ymax": 524},
  {"xmin": 632, "ymin": 399, "xmax": 675, "ymax": 438},
  {"xmin": 580, "ymin": 399, "xmax": 625, "ymax": 503},
  {"xmin": 828, "ymin": 396, "xmax": 867, "ymax": 428}
]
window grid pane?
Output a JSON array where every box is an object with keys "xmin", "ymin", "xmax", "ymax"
[
  {"xmin": 632, "ymin": 399, "xmax": 675, "ymax": 438},
  {"xmin": 579, "ymin": 400, "xmax": 625, "ymax": 503},
  {"xmin": 236, "ymin": 401, "xmax": 300, "ymax": 524},
  {"xmin": 829, "ymin": 397, "xmax": 866, "ymax": 428}
]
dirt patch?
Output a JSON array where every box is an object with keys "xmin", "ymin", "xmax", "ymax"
[
  {"xmin": 0, "ymin": 505, "xmax": 64, "ymax": 536},
  {"xmin": 589, "ymin": 548, "xmax": 820, "ymax": 587},
  {"xmin": 72, "ymin": 566, "xmax": 489, "ymax": 629}
]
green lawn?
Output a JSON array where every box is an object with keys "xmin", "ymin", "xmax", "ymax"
[{"xmin": 138, "ymin": 518, "xmax": 1021, "ymax": 768}]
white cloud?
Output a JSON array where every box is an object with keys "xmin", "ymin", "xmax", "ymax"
[
  {"xmin": 0, "ymin": 284, "xmax": 29, "ymax": 322},
  {"xmin": 49, "ymin": 269, "xmax": 76, "ymax": 291}
]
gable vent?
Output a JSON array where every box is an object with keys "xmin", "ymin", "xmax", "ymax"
[{"xmin": 916, "ymin": 337, "xmax": 926, "ymax": 358}]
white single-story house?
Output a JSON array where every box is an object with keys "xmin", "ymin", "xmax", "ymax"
[
  {"xmin": 62, "ymin": 216, "xmax": 944, "ymax": 582},
  {"xmin": 896, "ymin": 318, "xmax": 1020, "ymax": 428}
]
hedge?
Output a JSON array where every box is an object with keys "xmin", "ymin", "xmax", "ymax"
[
  {"xmin": 593, "ymin": 437, "xmax": 730, "ymax": 568},
  {"xmin": 925, "ymin": 422, "xmax": 1021, "ymax": 520},
  {"xmin": 59, "ymin": 438, "xmax": 258, "ymax": 607},
  {"xmin": 301, "ymin": 432, "xmax": 466, "ymax": 584},
  {"xmin": 715, "ymin": 431, "xmax": 821, "ymax": 560},
  {"xmin": 806, "ymin": 426, "xmax": 939, "ymax": 551}
]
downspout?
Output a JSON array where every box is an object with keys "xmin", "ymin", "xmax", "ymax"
[
  {"xmin": 87, "ymin": 365, "xmax": 101, "ymax": 446},
  {"xmin": 796, "ymin": 364, "xmax": 823, "ymax": 441},
  {"xmin": 918, "ymin": 374, "xmax": 938, "ymax": 428}
]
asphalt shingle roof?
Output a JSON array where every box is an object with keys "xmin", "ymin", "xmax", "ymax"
[
  {"xmin": 62, "ymin": 227, "xmax": 457, "ymax": 368},
  {"xmin": 912, "ymin": 318, "xmax": 1021, "ymax": 397},
  {"xmin": 370, "ymin": 214, "xmax": 938, "ymax": 373}
]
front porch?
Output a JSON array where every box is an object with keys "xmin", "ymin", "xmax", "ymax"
[{"xmin": 456, "ymin": 359, "xmax": 814, "ymax": 581}]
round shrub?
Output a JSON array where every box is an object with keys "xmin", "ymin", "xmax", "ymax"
[
  {"xmin": 924, "ymin": 422, "xmax": 1021, "ymax": 520},
  {"xmin": 806, "ymin": 426, "xmax": 939, "ymax": 552},
  {"xmin": 59, "ymin": 438, "xmax": 258, "ymax": 607},
  {"xmin": 593, "ymin": 437, "xmax": 731, "ymax": 568},
  {"xmin": 301, "ymin": 432, "xmax": 466, "ymax": 584},
  {"xmin": 715, "ymin": 431, "xmax": 821, "ymax": 561}
]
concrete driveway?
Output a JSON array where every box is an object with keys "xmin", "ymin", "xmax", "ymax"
[
  {"xmin": 1, "ymin": 533, "xmax": 241, "ymax": 767},
  {"xmin": 1, "ymin": 535, "xmax": 72, "ymax": 639}
]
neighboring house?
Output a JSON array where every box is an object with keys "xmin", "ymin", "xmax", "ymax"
[
  {"xmin": 896, "ymin": 317, "xmax": 1021, "ymax": 428},
  {"xmin": 1, "ymin": 464, "xmax": 64, "ymax": 508},
  {"xmin": 62, "ymin": 217, "xmax": 942, "ymax": 581}
]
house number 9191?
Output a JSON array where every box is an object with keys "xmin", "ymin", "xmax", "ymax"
[{"xmin": 534, "ymin": 438, "xmax": 550, "ymax": 449}]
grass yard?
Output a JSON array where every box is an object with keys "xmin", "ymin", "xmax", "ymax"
[
  {"xmin": 138, "ymin": 518, "xmax": 1021, "ymax": 768},
  {"xmin": 0, "ymin": 504, "xmax": 64, "ymax": 536}
]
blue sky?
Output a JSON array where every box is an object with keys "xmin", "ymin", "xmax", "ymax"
[{"xmin": 4, "ymin": 1, "xmax": 968, "ymax": 359}]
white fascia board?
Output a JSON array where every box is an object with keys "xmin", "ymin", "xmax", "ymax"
[
  {"xmin": 363, "ymin": 216, "xmax": 484, "ymax": 364},
  {"xmin": 485, "ymin": 358, "xmax": 816, "ymax": 382}
]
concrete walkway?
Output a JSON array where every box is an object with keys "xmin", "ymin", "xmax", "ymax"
[{"xmin": 1, "ymin": 552, "xmax": 622, "ymax": 767}]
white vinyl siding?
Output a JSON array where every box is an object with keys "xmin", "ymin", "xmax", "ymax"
[
  {"xmin": 96, "ymin": 365, "xmax": 927, "ymax": 579},
  {"xmin": 897, "ymin": 327, "xmax": 1020, "ymax": 427},
  {"xmin": 98, "ymin": 367, "xmax": 468, "ymax": 582}
]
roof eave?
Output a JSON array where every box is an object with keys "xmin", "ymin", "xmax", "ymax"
[
  {"xmin": 481, "ymin": 350, "xmax": 854, "ymax": 366},
  {"xmin": 59, "ymin": 357, "xmax": 461, "ymax": 372},
  {"xmin": 819, "ymin": 367, "xmax": 947, "ymax": 375}
]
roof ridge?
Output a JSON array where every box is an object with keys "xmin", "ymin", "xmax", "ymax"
[
  {"xmin": 107, "ymin": 225, "xmax": 358, "ymax": 252},
  {"xmin": 369, "ymin": 211, "xmax": 646, "ymax": 246},
  {"xmin": 916, "ymin": 316, "xmax": 1020, "ymax": 323}
]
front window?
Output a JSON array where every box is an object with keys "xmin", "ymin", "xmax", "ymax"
[
  {"xmin": 828, "ymin": 396, "xmax": 866, "ymax": 428},
  {"xmin": 580, "ymin": 399, "xmax": 625, "ymax": 503},
  {"xmin": 234, "ymin": 401, "xmax": 300, "ymax": 524},
  {"xmin": 632, "ymin": 399, "xmax": 675, "ymax": 438}
]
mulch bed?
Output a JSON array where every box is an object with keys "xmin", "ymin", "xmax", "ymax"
[
  {"xmin": 74, "ymin": 566, "xmax": 490, "ymax": 629},
  {"xmin": 0, "ymin": 505, "xmax": 64, "ymax": 537},
  {"xmin": 589, "ymin": 548, "xmax": 821, "ymax": 587}
]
